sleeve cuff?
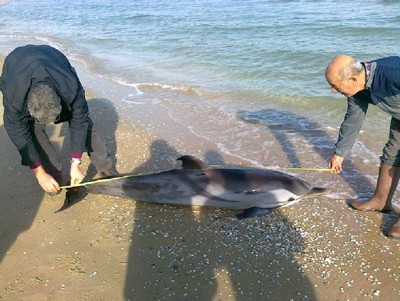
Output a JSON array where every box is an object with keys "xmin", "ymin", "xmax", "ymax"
[
  {"xmin": 29, "ymin": 161, "xmax": 42, "ymax": 169},
  {"xmin": 71, "ymin": 152, "xmax": 83, "ymax": 159},
  {"xmin": 334, "ymin": 149, "xmax": 346, "ymax": 157}
]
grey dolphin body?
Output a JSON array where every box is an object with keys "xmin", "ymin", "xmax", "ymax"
[{"xmin": 86, "ymin": 155, "xmax": 328, "ymax": 218}]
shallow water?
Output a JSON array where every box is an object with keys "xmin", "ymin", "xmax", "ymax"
[{"xmin": 0, "ymin": 0, "xmax": 400, "ymax": 202}]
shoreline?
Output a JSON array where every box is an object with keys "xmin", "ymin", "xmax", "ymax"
[{"xmin": 1, "ymin": 53, "xmax": 400, "ymax": 300}]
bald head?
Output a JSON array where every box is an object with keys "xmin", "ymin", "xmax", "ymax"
[
  {"xmin": 325, "ymin": 55, "xmax": 357, "ymax": 81},
  {"xmin": 325, "ymin": 55, "xmax": 365, "ymax": 97}
]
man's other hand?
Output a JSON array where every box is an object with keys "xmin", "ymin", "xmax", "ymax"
[
  {"xmin": 70, "ymin": 163, "xmax": 85, "ymax": 186},
  {"xmin": 328, "ymin": 154, "xmax": 344, "ymax": 174},
  {"xmin": 32, "ymin": 165, "xmax": 60, "ymax": 193}
]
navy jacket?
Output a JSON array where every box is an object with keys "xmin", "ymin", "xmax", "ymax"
[
  {"xmin": 334, "ymin": 56, "xmax": 400, "ymax": 157},
  {"xmin": 1, "ymin": 45, "xmax": 89, "ymax": 166}
]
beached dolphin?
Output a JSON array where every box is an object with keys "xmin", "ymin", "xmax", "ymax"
[{"xmin": 74, "ymin": 155, "xmax": 328, "ymax": 218}]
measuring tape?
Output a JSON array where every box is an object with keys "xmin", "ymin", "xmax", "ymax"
[{"xmin": 60, "ymin": 165, "xmax": 330, "ymax": 190}]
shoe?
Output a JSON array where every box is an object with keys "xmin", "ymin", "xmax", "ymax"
[{"xmin": 100, "ymin": 167, "xmax": 119, "ymax": 178}]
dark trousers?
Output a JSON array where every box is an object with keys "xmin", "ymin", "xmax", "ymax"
[
  {"xmin": 381, "ymin": 117, "xmax": 400, "ymax": 167},
  {"xmin": 30, "ymin": 119, "xmax": 112, "ymax": 178}
]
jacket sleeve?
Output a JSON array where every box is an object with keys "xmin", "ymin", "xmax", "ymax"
[
  {"xmin": 3, "ymin": 70, "xmax": 41, "ymax": 166},
  {"xmin": 334, "ymin": 96, "xmax": 369, "ymax": 157},
  {"xmin": 68, "ymin": 88, "xmax": 90, "ymax": 154},
  {"xmin": 4, "ymin": 107, "xmax": 40, "ymax": 166}
]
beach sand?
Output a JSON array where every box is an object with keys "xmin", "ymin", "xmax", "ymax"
[{"xmin": 1, "ymin": 55, "xmax": 400, "ymax": 301}]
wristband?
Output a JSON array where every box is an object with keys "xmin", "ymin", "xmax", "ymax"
[{"xmin": 70, "ymin": 158, "xmax": 81, "ymax": 165}]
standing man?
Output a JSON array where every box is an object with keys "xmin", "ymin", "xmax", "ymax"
[
  {"xmin": 325, "ymin": 54, "xmax": 400, "ymax": 240},
  {"xmin": 0, "ymin": 45, "xmax": 117, "ymax": 194}
]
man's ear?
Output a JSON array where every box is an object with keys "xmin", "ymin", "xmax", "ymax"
[{"xmin": 351, "ymin": 77, "xmax": 357, "ymax": 85}]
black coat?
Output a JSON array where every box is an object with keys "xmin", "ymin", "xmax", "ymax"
[{"xmin": 1, "ymin": 45, "xmax": 89, "ymax": 166}]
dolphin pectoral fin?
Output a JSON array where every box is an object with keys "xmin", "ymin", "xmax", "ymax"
[
  {"xmin": 236, "ymin": 207, "xmax": 275, "ymax": 219},
  {"xmin": 303, "ymin": 187, "xmax": 329, "ymax": 198}
]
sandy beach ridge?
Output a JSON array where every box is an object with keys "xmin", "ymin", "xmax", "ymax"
[{"xmin": 1, "ymin": 55, "xmax": 400, "ymax": 300}]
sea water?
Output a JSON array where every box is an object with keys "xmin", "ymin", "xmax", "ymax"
[{"xmin": 1, "ymin": 0, "xmax": 400, "ymax": 201}]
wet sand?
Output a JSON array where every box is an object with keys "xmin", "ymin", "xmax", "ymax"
[{"xmin": 1, "ymin": 55, "xmax": 400, "ymax": 300}]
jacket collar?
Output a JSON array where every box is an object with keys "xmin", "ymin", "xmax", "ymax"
[{"xmin": 363, "ymin": 61, "xmax": 376, "ymax": 89}]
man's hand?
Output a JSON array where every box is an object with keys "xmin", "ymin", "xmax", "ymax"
[
  {"xmin": 32, "ymin": 165, "xmax": 60, "ymax": 193},
  {"xmin": 328, "ymin": 154, "xmax": 344, "ymax": 174},
  {"xmin": 70, "ymin": 163, "xmax": 85, "ymax": 186}
]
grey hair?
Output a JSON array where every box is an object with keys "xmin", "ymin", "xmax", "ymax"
[
  {"xmin": 27, "ymin": 84, "xmax": 62, "ymax": 124},
  {"xmin": 339, "ymin": 60, "xmax": 363, "ymax": 82}
]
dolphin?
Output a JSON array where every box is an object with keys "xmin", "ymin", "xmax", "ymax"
[{"xmin": 76, "ymin": 155, "xmax": 328, "ymax": 218}]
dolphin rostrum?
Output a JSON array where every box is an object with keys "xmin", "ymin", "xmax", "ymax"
[{"xmin": 79, "ymin": 155, "xmax": 328, "ymax": 218}]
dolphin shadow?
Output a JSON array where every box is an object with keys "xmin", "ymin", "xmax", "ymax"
[
  {"xmin": 237, "ymin": 108, "xmax": 375, "ymax": 198},
  {"xmin": 123, "ymin": 141, "xmax": 317, "ymax": 300}
]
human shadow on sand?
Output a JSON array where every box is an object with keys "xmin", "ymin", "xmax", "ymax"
[
  {"xmin": 122, "ymin": 140, "xmax": 317, "ymax": 300},
  {"xmin": 0, "ymin": 122, "xmax": 46, "ymax": 263}
]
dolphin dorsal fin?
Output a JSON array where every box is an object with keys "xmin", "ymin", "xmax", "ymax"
[{"xmin": 177, "ymin": 155, "xmax": 209, "ymax": 169}]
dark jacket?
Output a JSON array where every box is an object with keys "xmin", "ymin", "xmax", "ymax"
[
  {"xmin": 1, "ymin": 45, "xmax": 89, "ymax": 166},
  {"xmin": 334, "ymin": 56, "xmax": 400, "ymax": 157}
]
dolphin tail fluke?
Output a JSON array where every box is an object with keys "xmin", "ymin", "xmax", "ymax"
[
  {"xmin": 236, "ymin": 207, "xmax": 275, "ymax": 219},
  {"xmin": 304, "ymin": 187, "xmax": 329, "ymax": 197}
]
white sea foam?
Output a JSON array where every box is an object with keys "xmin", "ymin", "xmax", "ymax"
[
  {"xmin": 0, "ymin": 34, "xmax": 67, "ymax": 51},
  {"xmin": 121, "ymin": 99, "xmax": 145, "ymax": 105},
  {"xmin": 113, "ymin": 81, "xmax": 144, "ymax": 95},
  {"xmin": 136, "ymin": 82, "xmax": 208, "ymax": 97}
]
